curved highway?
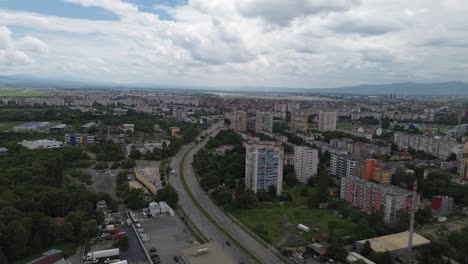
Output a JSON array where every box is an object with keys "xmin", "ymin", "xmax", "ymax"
[{"xmin": 170, "ymin": 123, "xmax": 285, "ymax": 264}]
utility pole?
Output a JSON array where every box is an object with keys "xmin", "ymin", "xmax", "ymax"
[{"xmin": 407, "ymin": 177, "xmax": 418, "ymax": 264}]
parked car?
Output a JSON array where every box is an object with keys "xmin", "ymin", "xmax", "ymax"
[
  {"xmin": 173, "ymin": 256, "xmax": 180, "ymax": 262},
  {"xmin": 137, "ymin": 228, "xmax": 144, "ymax": 233},
  {"xmin": 148, "ymin": 247, "xmax": 157, "ymax": 253}
]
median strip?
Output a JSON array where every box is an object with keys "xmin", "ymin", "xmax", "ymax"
[{"xmin": 179, "ymin": 142, "xmax": 263, "ymax": 264}]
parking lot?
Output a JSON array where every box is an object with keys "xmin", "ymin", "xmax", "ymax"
[{"xmin": 135, "ymin": 211, "xmax": 197, "ymax": 263}]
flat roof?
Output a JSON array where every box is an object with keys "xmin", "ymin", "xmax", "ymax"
[
  {"xmin": 180, "ymin": 242, "xmax": 237, "ymax": 264},
  {"xmin": 357, "ymin": 231, "xmax": 430, "ymax": 253}
]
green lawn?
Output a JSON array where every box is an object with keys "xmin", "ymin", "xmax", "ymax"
[
  {"xmin": 337, "ymin": 121, "xmax": 355, "ymax": 130},
  {"xmin": 231, "ymin": 187, "xmax": 357, "ymax": 247},
  {"xmin": 0, "ymin": 121, "xmax": 23, "ymax": 131},
  {"xmin": 0, "ymin": 88, "xmax": 50, "ymax": 97}
]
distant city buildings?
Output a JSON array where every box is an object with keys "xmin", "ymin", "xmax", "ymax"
[
  {"xmin": 255, "ymin": 111, "xmax": 273, "ymax": 133},
  {"xmin": 294, "ymin": 146, "xmax": 319, "ymax": 184},
  {"xmin": 341, "ymin": 176, "xmax": 418, "ymax": 223},
  {"xmin": 231, "ymin": 111, "xmax": 247, "ymax": 132},
  {"xmin": 290, "ymin": 110, "xmax": 309, "ymax": 132},
  {"xmin": 318, "ymin": 111, "xmax": 337, "ymax": 132},
  {"xmin": 394, "ymin": 132, "xmax": 465, "ymax": 160},
  {"xmin": 244, "ymin": 141, "xmax": 284, "ymax": 195}
]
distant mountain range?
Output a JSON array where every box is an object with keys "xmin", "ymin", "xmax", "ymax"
[
  {"xmin": 1, "ymin": 75, "xmax": 468, "ymax": 96},
  {"xmin": 313, "ymin": 81, "xmax": 468, "ymax": 96}
]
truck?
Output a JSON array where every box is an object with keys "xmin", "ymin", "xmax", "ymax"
[{"xmin": 85, "ymin": 248, "xmax": 120, "ymax": 260}]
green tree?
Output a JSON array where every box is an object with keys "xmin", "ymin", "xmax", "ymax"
[
  {"xmin": 6, "ymin": 221, "xmax": 28, "ymax": 261},
  {"xmin": 360, "ymin": 241, "xmax": 372, "ymax": 257},
  {"xmin": 317, "ymin": 170, "xmax": 329, "ymax": 202},
  {"xmin": 155, "ymin": 185, "xmax": 179, "ymax": 208},
  {"xmin": 328, "ymin": 220, "xmax": 338, "ymax": 241},
  {"xmin": 61, "ymin": 222, "xmax": 75, "ymax": 242},
  {"xmin": 327, "ymin": 238, "xmax": 347, "ymax": 262},
  {"xmin": 126, "ymin": 189, "xmax": 146, "ymax": 209},
  {"xmin": 80, "ymin": 220, "xmax": 98, "ymax": 240}
]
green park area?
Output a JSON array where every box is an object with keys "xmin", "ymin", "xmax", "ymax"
[
  {"xmin": 0, "ymin": 121, "xmax": 23, "ymax": 131},
  {"xmin": 336, "ymin": 121, "xmax": 355, "ymax": 130},
  {"xmin": 0, "ymin": 88, "xmax": 50, "ymax": 97},
  {"xmin": 231, "ymin": 187, "xmax": 357, "ymax": 247}
]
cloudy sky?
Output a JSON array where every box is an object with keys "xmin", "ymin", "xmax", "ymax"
[{"xmin": 0, "ymin": 0, "xmax": 467, "ymax": 88}]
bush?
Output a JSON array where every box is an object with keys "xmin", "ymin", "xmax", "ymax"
[
  {"xmin": 110, "ymin": 161, "xmax": 120, "ymax": 169},
  {"xmin": 120, "ymin": 159, "xmax": 136, "ymax": 169},
  {"xmin": 94, "ymin": 162, "xmax": 108, "ymax": 170}
]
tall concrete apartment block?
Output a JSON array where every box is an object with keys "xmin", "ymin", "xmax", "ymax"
[
  {"xmin": 341, "ymin": 176, "xmax": 418, "ymax": 223},
  {"xmin": 458, "ymin": 156, "xmax": 468, "ymax": 179},
  {"xmin": 255, "ymin": 111, "xmax": 273, "ymax": 133},
  {"xmin": 294, "ymin": 146, "xmax": 319, "ymax": 184},
  {"xmin": 330, "ymin": 153, "xmax": 358, "ymax": 178},
  {"xmin": 290, "ymin": 110, "xmax": 309, "ymax": 132},
  {"xmin": 394, "ymin": 132, "xmax": 465, "ymax": 160},
  {"xmin": 244, "ymin": 141, "xmax": 284, "ymax": 195},
  {"xmin": 231, "ymin": 111, "xmax": 247, "ymax": 132},
  {"xmin": 318, "ymin": 111, "xmax": 337, "ymax": 132}
]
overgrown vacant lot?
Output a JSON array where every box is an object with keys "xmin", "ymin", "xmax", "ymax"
[
  {"xmin": 0, "ymin": 88, "xmax": 50, "ymax": 97},
  {"xmin": 231, "ymin": 187, "xmax": 357, "ymax": 247}
]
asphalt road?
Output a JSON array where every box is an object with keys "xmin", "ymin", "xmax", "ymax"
[{"xmin": 170, "ymin": 123, "xmax": 284, "ymax": 264}]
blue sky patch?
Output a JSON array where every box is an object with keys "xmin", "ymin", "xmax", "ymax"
[{"xmin": 0, "ymin": 0, "xmax": 119, "ymax": 20}]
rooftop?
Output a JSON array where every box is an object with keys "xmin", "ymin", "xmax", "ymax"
[
  {"xmin": 180, "ymin": 242, "xmax": 237, "ymax": 264},
  {"xmin": 357, "ymin": 231, "xmax": 430, "ymax": 253}
]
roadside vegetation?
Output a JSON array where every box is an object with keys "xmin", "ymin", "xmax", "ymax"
[{"xmin": 0, "ymin": 146, "xmax": 115, "ymax": 263}]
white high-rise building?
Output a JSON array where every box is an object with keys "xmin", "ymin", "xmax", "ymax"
[
  {"xmin": 294, "ymin": 146, "xmax": 319, "ymax": 184},
  {"xmin": 318, "ymin": 111, "xmax": 337, "ymax": 132},
  {"xmin": 244, "ymin": 141, "xmax": 284, "ymax": 195}
]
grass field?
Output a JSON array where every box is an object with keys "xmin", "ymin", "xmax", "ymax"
[
  {"xmin": 337, "ymin": 121, "xmax": 356, "ymax": 130},
  {"xmin": 0, "ymin": 88, "xmax": 50, "ymax": 97},
  {"xmin": 0, "ymin": 121, "xmax": 23, "ymax": 131},
  {"xmin": 231, "ymin": 187, "xmax": 357, "ymax": 247}
]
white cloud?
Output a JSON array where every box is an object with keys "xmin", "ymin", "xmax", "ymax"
[
  {"xmin": 0, "ymin": 26, "xmax": 45, "ymax": 67},
  {"xmin": 0, "ymin": 0, "xmax": 467, "ymax": 87},
  {"xmin": 18, "ymin": 36, "xmax": 48, "ymax": 53}
]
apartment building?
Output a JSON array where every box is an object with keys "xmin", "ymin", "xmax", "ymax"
[
  {"xmin": 394, "ymin": 132, "xmax": 465, "ymax": 159},
  {"xmin": 231, "ymin": 111, "xmax": 247, "ymax": 132},
  {"xmin": 341, "ymin": 176, "xmax": 418, "ymax": 223},
  {"xmin": 353, "ymin": 159, "xmax": 393, "ymax": 185},
  {"xmin": 290, "ymin": 110, "xmax": 309, "ymax": 132},
  {"xmin": 65, "ymin": 134, "xmax": 95, "ymax": 145},
  {"xmin": 318, "ymin": 111, "xmax": 337, "ymax": 132},
  {"xmin": 244, "ymin": 141, "xmax": 284, "ymax": 195},
  {"xmin": 330, "ymin": 153, "xmax": 358, "ymax": 178},
  {"xmin": 255, "ymin": 111, "xmax": 273, "ymax": 133},
  {"xmin": 294, "ymin": 146, "xmax": 319, "ymax": 184}
]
